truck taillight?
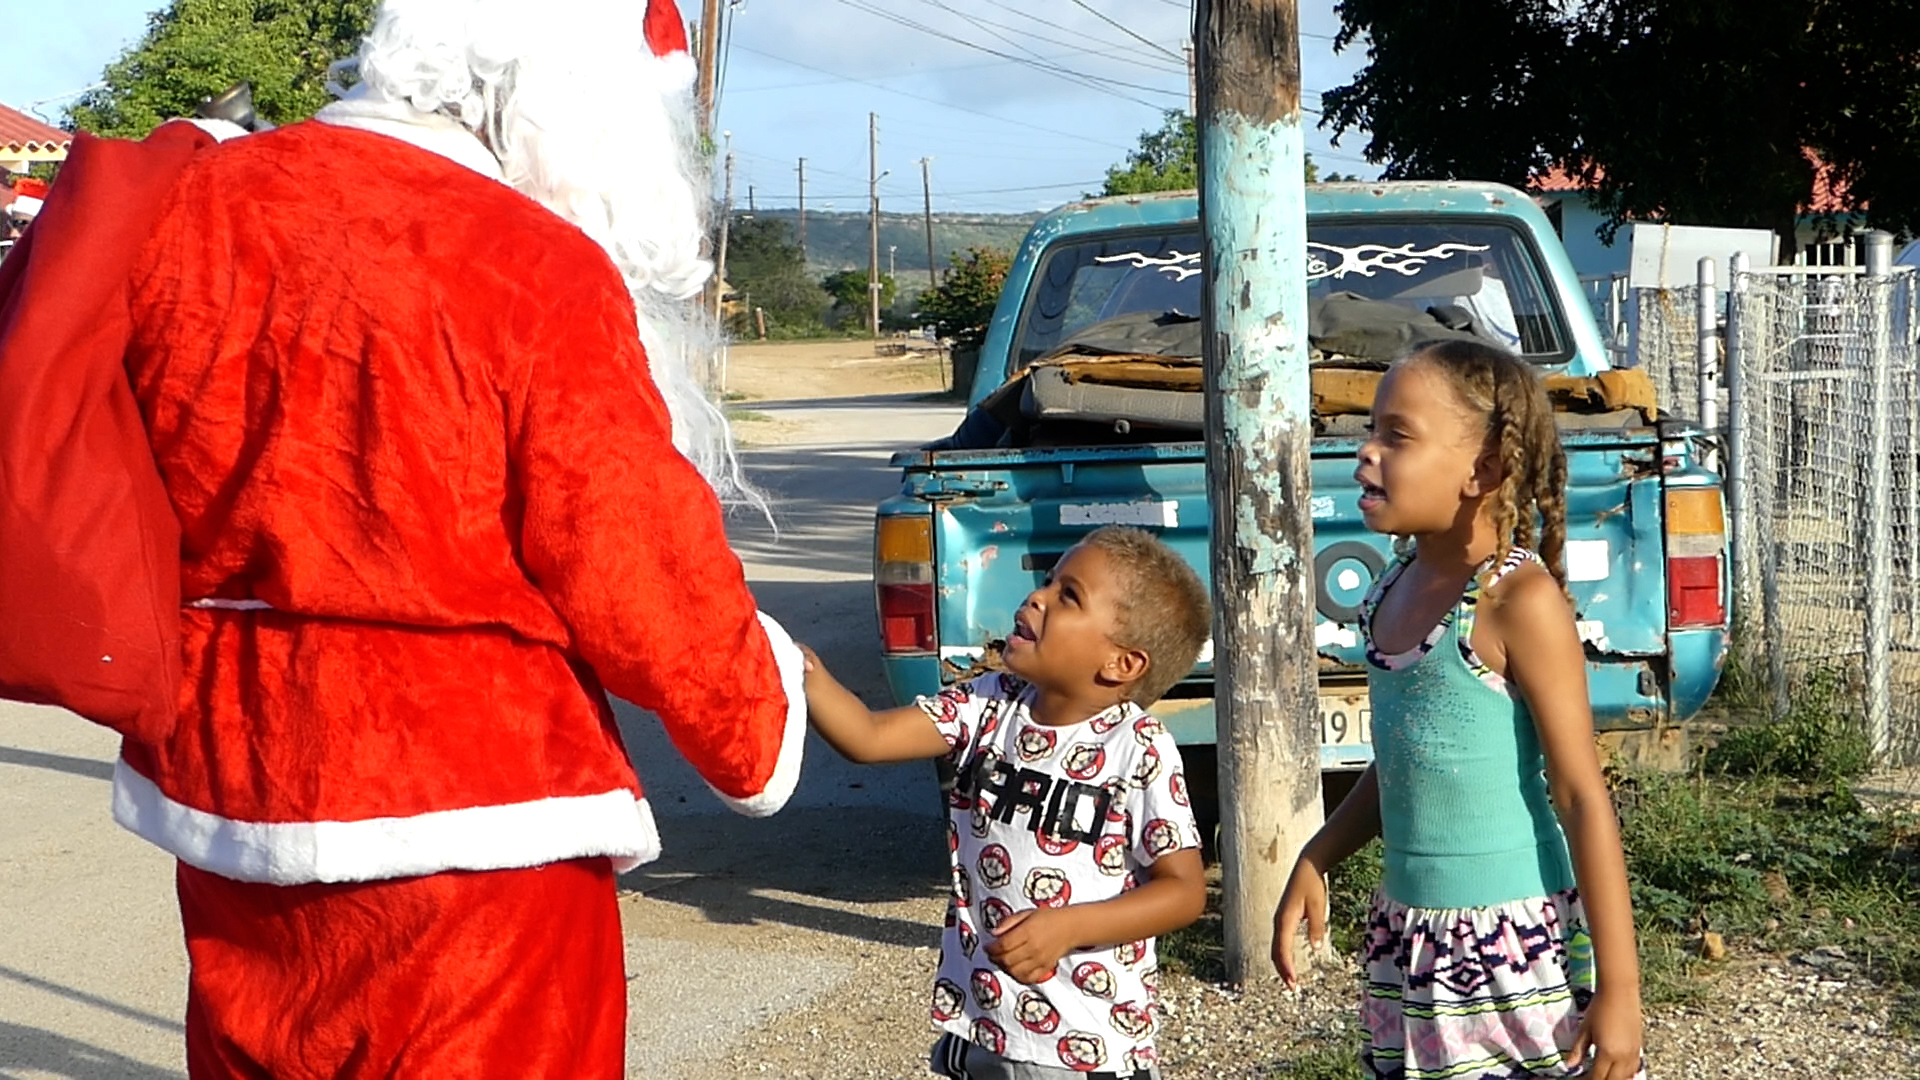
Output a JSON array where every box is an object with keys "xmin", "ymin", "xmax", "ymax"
[
  {"xmin": 1666, "ymin": 487, "xmax": 1727, "ymax": 629},
  {"xmin": 876, "ymin": 515, "xmax": 936, "ymax": 654}
]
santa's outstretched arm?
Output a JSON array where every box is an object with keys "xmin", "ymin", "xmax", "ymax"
[{"xmin": 507, "ymin": 259, "xmax": 803, "ymax": 818}]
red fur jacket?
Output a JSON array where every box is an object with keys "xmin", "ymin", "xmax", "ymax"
[{"xmin": 91, "ymin": 118, "xmax": 803, "ymax": 884}]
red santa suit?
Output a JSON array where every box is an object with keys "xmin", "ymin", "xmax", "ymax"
[{"xmin": 0, "ymin": 2, "xmax": 806, "ymax": 1077}]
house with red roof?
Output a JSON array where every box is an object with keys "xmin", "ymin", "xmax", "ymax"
[
  {"xmin": 0, "ymin": 102, "xmax": 71, "ymax": 176},
  {"xmin": 1528, "ymin": 156, "xmax": 1865, "ymax": 280}
]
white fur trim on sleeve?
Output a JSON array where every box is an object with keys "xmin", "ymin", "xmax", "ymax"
[
  {"xmin": 704, "ymin": 612, "xmax": 808, "ymax": 818},
  {"xmin": 111, "ymin": 758, "xmax": 662, "ymax": 884}
]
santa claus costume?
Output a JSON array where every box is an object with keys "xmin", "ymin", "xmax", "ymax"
[{"xmin": 0, "ymin": 1, "xmax": 806, "ymax": 1076}]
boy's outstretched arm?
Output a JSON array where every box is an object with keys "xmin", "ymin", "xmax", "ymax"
[
  {"xmin": 799, "ymin": 644, "xmax": 952, "ymax": 764},
  {"xmin": 987, "ymin": 848, "xmax": 1206, "ymax": 985}
]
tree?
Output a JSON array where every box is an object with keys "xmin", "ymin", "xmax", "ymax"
[
  {"xmin": 920, "ymin": 247, "xmax": 1012, "ymax": 350},
  {"xmin": 1103, "ymin": 111, "xmax": 1198, "ymax": 195},
  {"xmin": 1101, "ymin": 110, "xmax": 1355, "ymax": 196},
  {"xmin": 1320, "ymin": 0, "xmax": 1920, "ymax": 249},
  {"xmin": 720, "ymin": 216, "xmax": 829, "ymax": 335},
  {"xmin": 821, "ymin": 269, "xmax": 896, "ymax": 326},
  {"xmin": 68, "ymin": 0, "xmax": 376, "ymax": 137}
]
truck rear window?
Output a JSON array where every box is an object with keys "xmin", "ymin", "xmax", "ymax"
[{"xmin": 1011, "ymin": 221, "xmax": 1567, "ymax": 371}]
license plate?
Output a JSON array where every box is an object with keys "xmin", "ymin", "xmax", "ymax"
[{"xmin": 1320, "ymin": 688, "xmax": 1372, "ymax": 746}]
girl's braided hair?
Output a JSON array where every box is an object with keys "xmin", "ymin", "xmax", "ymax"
[{"xmin": 1403, "ymin": 339, "xmax": 1569, "ymax": 589}]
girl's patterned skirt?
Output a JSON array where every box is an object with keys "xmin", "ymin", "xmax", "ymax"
[{"xmin": 1359, "ymin": 888, "xmax": 1645, "ymax": 1079}]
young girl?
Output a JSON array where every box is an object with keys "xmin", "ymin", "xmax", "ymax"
[{"xmin": 1273, "ymin": 340, "xmax": 1645, "ymax": 1080}]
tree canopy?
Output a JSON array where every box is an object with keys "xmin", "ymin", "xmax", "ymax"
[
  {"xmin": 68, "ymin": 0, "xmax": 375, "ymax": 137},
  {"xmin": 1321, "ymin": 0, "xmax": 1920, "ymax": 247},
  {"xmin": 822, "ymin": 269, "xmax": 897, "ymax": 322},
  {"xmin": 720, "ymin": 216, "xmax": 830, "ymax": 335},
  {"xmin": 920, "ymin": 247, "xmax": 1012, "ymax": 350},
  {"xmin": 1101, "ymin": 111, "xmax": 1358, "ymax": 197}
]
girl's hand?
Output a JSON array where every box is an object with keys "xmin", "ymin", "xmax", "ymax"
[
  {"xmin": 1567, "ymin": 988, "xmax": 1643, "ymax": 1080},
  {"xmin": 1270, "ymin": 856, "xmax": 1329, "ymax": 988}
]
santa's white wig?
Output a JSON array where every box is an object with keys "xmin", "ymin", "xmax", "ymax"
[{"xmin": 331, "ymin": 0, "xmax": 753, "ymax": 504}]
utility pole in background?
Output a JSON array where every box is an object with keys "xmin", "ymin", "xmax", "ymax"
[
  {"xmin": 796, "ymin": 157, "xmax": 808, "ymax": 260},
  {"xmin": 695, "ymin": 0, "xmax": 722, "ymax": 135},
  {"xmin": 748, "ymin": 184, "xmax": 756, "ymax": 214},
  {"xmin": 714, "ymin": 141, "xmax": 734, "ymax": 326},
  {"xmin": 869, "ymin": 111, "xmax": 882, "ymax": 338},
  {"xmin": 921, "ymin": 157, "xmax": 939, "ymax": 291},
  {"xmin": 1184, "ymin": 44, "xmax": 1197, "ymax": 116},
  {"xmin": 1197, "ymin": 0, "xmax": 1323, "ymax": 985}
]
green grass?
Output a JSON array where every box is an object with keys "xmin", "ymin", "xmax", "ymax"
[
  {"xmin": 1266, "ymin": 1034, "xmax": 1366, "ymax": 1080},
  {"xmin": 1612, "ymin": 657, "xmax": 1915, "ymax": 1015}
]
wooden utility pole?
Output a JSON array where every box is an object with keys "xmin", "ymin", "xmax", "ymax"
[
  {"xmin": 1197, "ymin": 0, "xmax": 1324, "ymax": 985},
  {"xmin": 920, "ymin": 157, "xmax": 938, "ymax": 291},
  {"xmin": 1184, "ymin": 44, "xmax": 1197, "ymax": 116},
  {"xmin": 868, "ymin": 111, "xmax": 882, "ymax": 338},
  {"xmin": 796, "ymin": 157, "xmax": 808, "ymax": 258},
  {"xmin": 748, "ymin": 184, "xmax": 756, "ymax": 214},
  {"xmin": 714, "ymin": 146, "xmax": 734, "ymax": 325},
  {"xmin": 696, "ymin": 0, "xmax": 723, "ymax": 135}
]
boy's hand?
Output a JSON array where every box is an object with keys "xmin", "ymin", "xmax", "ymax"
[
  {"xmin": 985, "ymin": 908, "xmax": 1080, "ymax": 985},
  {"xmin": 796, "ymin": 643, "xmax": 822, "ymax": 675},
  {"xmin": 1271, "ymin": 855, "xmax": 1329, "ymax": 989}
]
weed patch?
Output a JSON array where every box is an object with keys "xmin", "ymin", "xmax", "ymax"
[
  {"xmin": 1615, "ymin": 769, "xmax": 1920, "ymax": 1017},
  {"xmin": 1262, "ymin": 1031, "xmax": 1365, "ymax": 1079},
  {"xmin": 1704, "ymin": 665, "xmax": 1873, "ymax": 783}
]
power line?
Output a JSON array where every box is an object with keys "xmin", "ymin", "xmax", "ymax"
[
  {"xmin": 828, "ymin": 0, "xmax": 1183, "ymax": 109},
  {"xmin": 783, "ymin": 179, "xmax": 1106, "ymax": 200},
  {"xmin": 1064, "ymin": 0, "xmax": 1185, "ymax": 64},
  {"xmin": 730, "ymin": 42, "xmax": 1134, "ymax": 151},
  {"xmin": 727, "ymin": 39, "xmax": 1182, "ymax": 94},
  {"xmin": 918, "ymin": 0, "xmax": 1185, "ymax": 76}
]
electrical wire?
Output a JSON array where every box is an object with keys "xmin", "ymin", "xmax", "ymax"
[
  {"xmin": 1064, "ymin": 0, "xmax": 1185, "ymax": 64},
  {"xmin": 730, "ymin": 41, "xmax": 1135, "ymax": 150},
  {"xmin": 828, "ymin": 0, "xmax": 1183, "ymax": 108},
  {"xmin": 728, "ymin": 39, "xmax": 1184, "ymax": 94},
  {"xmin": 915, "ymin": 0, "xmax": 1185, "ymax": 75}
]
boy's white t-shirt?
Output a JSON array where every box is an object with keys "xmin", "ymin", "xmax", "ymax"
[{"xmin": 918, "ymin": 673, "xmax": 1203, "ymax": 1072}]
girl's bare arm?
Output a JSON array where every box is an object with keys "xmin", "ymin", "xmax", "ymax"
[{"xmin": 1491, "ymin": 568, "xmax": 1643, "ymax": 1078}]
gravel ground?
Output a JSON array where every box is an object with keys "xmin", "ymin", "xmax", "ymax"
[{"xmin": 687, "ymin": 911, "xmax": 1920, "ymax": 1079}]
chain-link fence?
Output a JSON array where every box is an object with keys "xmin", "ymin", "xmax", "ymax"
[
  {"xmin": 1631, "ymin": 285, "xmax": 1710, "ymax": 419},
  {"xmin": 1726, "ymin": 264, "xmax": 1920, "ymax": 765}
]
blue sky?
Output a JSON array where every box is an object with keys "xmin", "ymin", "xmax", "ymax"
[{"xmin": 0, "ymin": 0, "xmax": 1376, "ymax": 214}]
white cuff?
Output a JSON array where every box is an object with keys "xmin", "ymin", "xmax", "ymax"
[{"xmin": 705, "ymin": 612, "xmax": 807, "ymax": 817}]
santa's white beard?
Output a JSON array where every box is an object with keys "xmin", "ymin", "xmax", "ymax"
[{"xmin": 347, "ymin": 0, "xmax": 754, "ymax": 506}]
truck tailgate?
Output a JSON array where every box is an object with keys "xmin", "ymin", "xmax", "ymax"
[{"xmin": 902, "ymin": 426, "xmax": 1672, "ymax": 756}]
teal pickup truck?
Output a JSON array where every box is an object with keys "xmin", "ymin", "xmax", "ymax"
[{"xmin": 875, "ymin": 183, "xmax": 1728, "ymax": 774}]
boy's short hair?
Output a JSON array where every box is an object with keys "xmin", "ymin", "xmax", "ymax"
[{"xmin": 1079, "ymin": 526, "xmax": 1212, "ymax": 704}]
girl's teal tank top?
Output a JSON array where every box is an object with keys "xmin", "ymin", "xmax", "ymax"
[{"xmin": 1361, "ymin": 547, "xmax": 1577, "ymax": 910}]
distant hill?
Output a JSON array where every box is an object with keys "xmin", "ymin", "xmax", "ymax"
[{"xmin": 733, "ymin": 208, "xmax": 1039, "ymax": 281}]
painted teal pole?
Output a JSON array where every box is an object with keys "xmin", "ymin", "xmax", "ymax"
[{"xmin": 1196, "ymin": 0, "xmax": 1326, "ymax": 984}]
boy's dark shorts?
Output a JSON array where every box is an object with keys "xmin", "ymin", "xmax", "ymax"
[{"xmin": 929, "ymin": 1032, "xmax": 1161, "ymax": 1080}]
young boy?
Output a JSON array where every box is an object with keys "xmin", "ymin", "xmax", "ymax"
[{"xmin": 802, "ymin": 526, "xmax": 1211, "ymax": 1079}]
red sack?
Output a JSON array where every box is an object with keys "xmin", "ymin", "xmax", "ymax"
[{"xmin": 0, "ymin": 122, "xmax": 214, "ymax": 742}]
